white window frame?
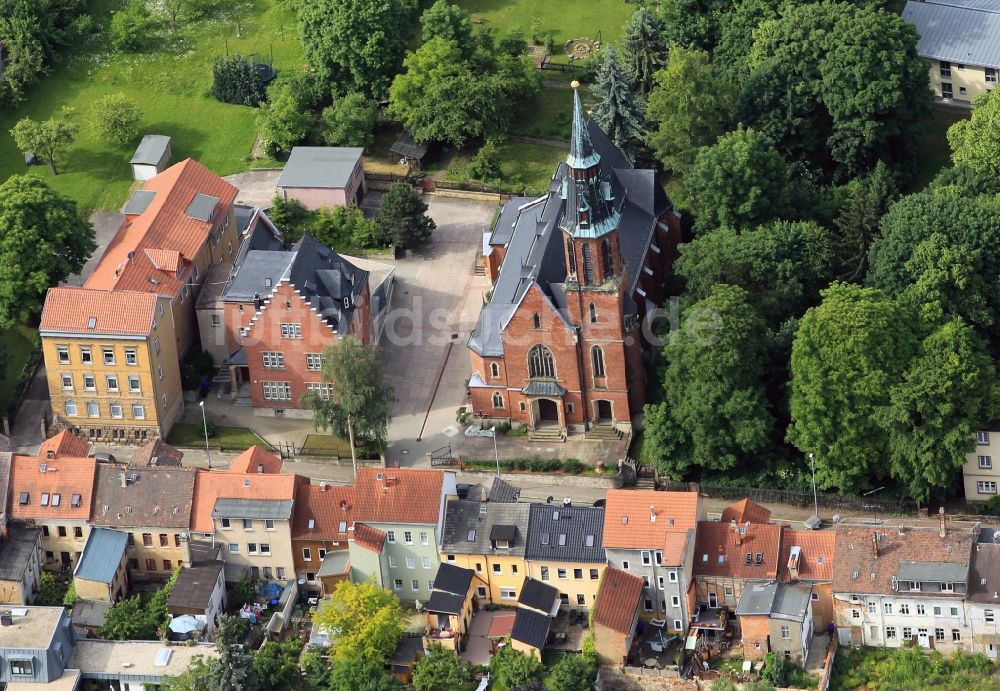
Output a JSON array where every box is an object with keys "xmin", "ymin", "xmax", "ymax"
[
  {"xmin": 306, "ymin": 353, "xmax": 323, "ymax": 371},
  {"xmin": 501, "ymin": 588, "xmax": 516, "ymax": 600},
  {"xmin": 280, "ymin": 323, "xmax": 303, "ymax": 339},
  {"xmin": 262, "ymin": 381, "xmax": 292, "ymax": 400},
  {"xmin": 262, "ymin": 351, "xmax": 285, "ymax": 369},
  {"xmin": 980, "ymin": 455, "xmax": 993, "ymax": 469},
  {"xmin": 978, "ymin": 480, "xmax": 997, "ymax": 494}
]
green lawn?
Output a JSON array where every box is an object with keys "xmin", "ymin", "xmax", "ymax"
[
  {"xmin": 0, "ymin": 0, "xmax": 304, "ymax": 213},
  {"xmin": 910, "ymin": 105, "xmax": 969, "ymax": 192},
  {"xmin": 445, "ymin": 140, "xmax": 564, "ymax": 195},
  {"xmin": 300, "ymin": 433, "xmax": 354, "ymax": 457},
  {"xmin": 511, "ymin": 86, "xmax": 597, "ymax": 140},
  {"xmin": 166, "ymin": 422, "xmax": 272, "ymax": 451},
  {"xmin": 0, "ymin": 325, "xmax": 39, "ymax": 414}
]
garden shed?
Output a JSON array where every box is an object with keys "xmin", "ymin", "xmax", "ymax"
[{"xmin": 130, "ymin": 135, "xmax": 172, "ymax": 181}]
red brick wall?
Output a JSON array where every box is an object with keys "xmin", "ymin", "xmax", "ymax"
[{"xmin": 485, "ymin": 246, "xmax": 506, "ymax": 283}]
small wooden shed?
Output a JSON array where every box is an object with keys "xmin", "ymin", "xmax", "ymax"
[{"xmin": 131, "ymin": 135, "xmax": 172, "ymax": 181}]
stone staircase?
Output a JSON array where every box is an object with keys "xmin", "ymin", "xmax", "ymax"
[
  {"xmin": 586, "ymin": 423, "xmax": 624, "ymax": 441},
  {"xmin": 474, "ymin": 261, "xmax": 486, "ymax": 277},
  {"xmin": 529, "ymin": 426, "xmax": 565, "ymax": 442},
  {"xmin": 634, "ymin": 476, "xmax": 657, "ymax": 491}
]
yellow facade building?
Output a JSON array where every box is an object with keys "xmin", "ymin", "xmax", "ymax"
[
  {"xmin": 524, "ymin": 504, "xmax": 607, "ymax": 610},
  {"xmin": 41, "ymin": 288, "xmax": 183, "ymax": 442}
]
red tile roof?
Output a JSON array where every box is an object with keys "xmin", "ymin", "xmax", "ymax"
[
  {"xmin": 38, "ymin": 431, "xmax": 92, "ymax": 459},
  {"xmin": 352, "ymin": 522, "xmax": 386, "ymax": 553},
  {"xmin": 663, "ymin": 529, "xmax": 694, "ymax": 566},
  {"xmin": 602, "ymin": 489, "xmax": 702, "ymax": 549},
  {"xmin": 693, "ymin": 521, "xmax": 784, "ymax": 580},
  {"xmin": 351, "ymin": 468, "xmax": 445, "ymax": 525},
  {"xmin": 8, "ymin": 451, "xmax": 97, "ymax": 521},
  {"xmin": 721, "ymin": 499, "xmax": 772, "ymax": 526},
  {"xmin": 86, "ymin": 159, "xmax": 237, "ymax": 294},
  {"xmin": 227, "ymin": 447, "xmax": 283, "ymax": 475},
  {"xmin": 487, "ymin": 613, "xmax": 516, "ymax": 638},
  {"xmin": 779, "ymin": 530, "xmax": 835, "ymax": 582},
  {"xmin": 128, "ymin": 438, "xmax": 184, "ymax": 468},
  {"xmin": 291, "ymin": 484, "xmax": 357, "ymax": 541},
  {"xmin": 593, "ymin": 567, "xmax": 645, "ymax": 634},
  {"xmin": 40, "ymin": 287, "xmax": 159, "ymax": 336},
  {"xmin": 189, "ymin": 467, "xmax": 304, "ymax": 532}
]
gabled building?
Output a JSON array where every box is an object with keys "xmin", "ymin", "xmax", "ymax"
[
  {"xmin": 692, "ymin": 517, "xmax": 784, "ymax": 613},
  {"xmin": 167, "ymin": 561, "xmax": 226, "ymax": 640},
  {"xmin": 592, "ymin": 566, "xmax": 645, "ymax": 666},
  {"xmin": 779, "ymin": 529, "xmax": 836, "ymax": 631},
  {"xmin": 291, "ymin": 482, "xmax": 354, "ymax": 590},
  {"xmin": 962, "ymin": 424, "xmax": 1000, "ymax": 501},
  {"xmin": 90, "ymin": 462, "xmax": 196, "ymax": 580},
  {"xmin": 0, "ymin": 523, "xmax": 44, "ymax": 605},
  {"xmin": 8, "ymin": 432, "xmax": 98, "ymax": 568},
  {"xmin": 524, "ymin": 503, "xmax": 606, "ymax": 610},
  {"xmin": 440, "ymin": 488, "xmax": 530, "ymax": 605},
  {"xmin": 511, "ymin": 577, "xmax": 561, "ymax": 658},
  {"xmin": 276, "ymin": 146, "xmax": 367, "ymax": 210},
  {"xmin": 128, "ymin": 438, "xmax": 184, "ymax": 468},
  {"xmin": 467, "ymin": 86, "xmax": 682, "ymax": 434},
  {"xmin": 832, "ymin": 512, "xmax": 978, "ymax": 651},
  {"xmin": 423, "ymin": 563, "xmax": 478, "ymax": 653},
  {"xmin": 602, "ymin": 489, "xmax": 703, "ymax": 633},
  {"xmin": 736, "ymin": 581, "xmax": 814, "ymax": 664}
]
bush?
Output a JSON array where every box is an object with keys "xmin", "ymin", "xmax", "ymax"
[
  {"xmin": 229, "ymin": 580, "xmax": 255, "ymax": 609},
  {"xmin": 199, "ymin": 418, "xmax": 218, "ymax": 439},
  {"xmin": 181, "ymin": 350, "xmax": 214, "ymax": 390},
  {"xmin": 212, "ymin": 53, "xmax": 267, "ymax": 106},
  {"xmin": 563, "ymin": 459, "xmax": 584, "ymax": 474},
  {"xmin": 63, "ymin": 580, "xmax": 76, "ymax": 607},
  {"xmin": 468, "ymin": 138, "xmax": 503, "ymax": 184},
  {"xmin": 984, "ymin": 495, "xmax": 1000, "ymax": 516},
  {"xmin": 35, "ymin": 571, "xmax": 65, "ymax": 606},
  {"xmin": 258, "ymin": 83, "xmax": 311, "ymax": 155},
  {"xmin": 110, "ymin": 0, "xmax": 157, "ymax": 52},
  {"xmin": 91, "ymin": 94, "xmax": 142, "ymax": 145}
]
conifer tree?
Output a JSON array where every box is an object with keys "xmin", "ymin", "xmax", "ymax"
[
  {"xmin": 621, "ymin": 8, "xmax": 668, "ymax": 94},
  {"xmin": 591, "ymin": 46, "xmax": 644, "ymax": 151}
]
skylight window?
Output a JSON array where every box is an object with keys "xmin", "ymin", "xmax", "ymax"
[
  {"xmin": 541, "ymin": 532, "xmax": 550, "ymax": 545},
  {"xmin": 71, "ymin": 494, "xmax": 82, "ymax": 508},
  {"xmin": 41, "ymin": 493, "xmax": 49, "ymax": 507},
  {"xmin": 19, "ymin": 492, "xmax": 28, "ymax": 505},
  {"xmin": 51, "ymin": 494, "xmax": 60, "ymax": 507},
  {"xmin": 467, "ymin": 529, "xmax": 476, "ymax": 541}
]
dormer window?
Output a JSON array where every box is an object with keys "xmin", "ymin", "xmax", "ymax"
[
  {"xmin": 941, "ymin": 582, "xmax": 954, "ymax": 592},
  {"xmin": 308, "ymin": 519, "xmax": 315, "ymax": 529},
  {"xmin": 745, "ymin": 553, "xmax": 752, "ymax": 564},
  {"xmin": 541, "ymin": 532, "xmax": 550, "ymax": 545},
  {"xmin": 18, "ymin": 492, "xmax": 28, "ymax": 505},
  {"xmin": 909, "ymin": 581, "xmax": 920, "ymax": 591},
  {"xmin": 496, "ymin": 540, "xmax": 510, "ymax": 549},
  {"xmin": 754, "ymin": 553, "xmax": 763, "ymax": 565}
]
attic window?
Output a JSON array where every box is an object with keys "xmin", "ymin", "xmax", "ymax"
[
  {"xmin": 172, "ymin": 507, "xmax": 179, "ymax": 515},
  {"xmin": 480, "ymin": 504, "xmax": 487, "ymax": 514},
  {"xmin": 265, "ymin": 278, "xmax": 272, "ymax": 287},
  {"xmin": 339, "ymin": 521, "xmax": 347, "ymax": 533},
  {"xmin": 852, "ymin": 571, "xmax": 860, "ymax": 580},
  {"xmin": 755, "ymin": 553, "xmax": 763, "ymax": 565},
  {"xmin": 51, "ymin": 494, "xmax": 61, "ymax": 507},
  {"xmin": 667, "ymin": 518, "xmax": 674, "ymax": 526},
  {"xmin": 558, "ymin": 534, "xmax": 567, "ymax": 546},
  {"xmin": 718, "ymin": 554, "xmax": 725, "ymax": 564},
  {"xmin": 745, "ymin": 553, "xmax": 752, "ymax": 564},
  {"xmin": 622, "ymin": 516, "xmax": 628, "ymax": 525},
  {"xmin": 243, "ymin": 479, "xmax": 251, "ymax": 488},
  {"xmin": 125, "ymin": 506, "xmax": 133, "ymax": 514},
  {"xmin": 468, "ymin": 529, "xmax": 476, "ymax": 541},
  {"xmin": 71, "ymin": 494, "xmax": 81, "ymax": 508},
  {"xmin": 585, "ymin": 535, "xmax": 594, "ymax": 547},
  {"xmin": 41, "ymin": 493, "xmax": 49, "ymax": 507},
  {"xmin": 541, "ymin": 532, "xmax": 550, "ymax": 545},
  {"xmin": 702, "ymin": 554, "xmax": 708, "ymax": 562},
  {"xmin": 87, "ymin": 317, "xmax": 97, "ymax": 329},
  {"xmin": 553, "ymin": 511, "xmax": 560, "ymax": 521},
  {"xmin": 983, "ymin": 578, "xmax": 988, "ymax": 585},
  {"xmin": 308, "ymin": 519, "xmax": 316, "ymax": 530}
]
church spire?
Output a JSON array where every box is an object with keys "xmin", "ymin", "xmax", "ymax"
[{"xmin": 566, "ymin": 81, "xmax": 601, "ymax": 170}]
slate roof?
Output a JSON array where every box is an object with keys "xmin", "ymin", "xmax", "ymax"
[
  {"xmin": 525, "ymin": 504, "xmax": 606, "ymax": 563},
  {"xmin": 433, "ymin": 562, "xmax": 475, "ymax": 596},
  {"xmin": 467, "ymin": 106, "xmax": 673, "ymax": 358},
  {"xmin": 351, "ymin": 468, "xmax": 446, "ymax": 525},
  {"xmin": 693, "ymin": 521, "xmax": 783, "ymax": 580},
  {"xmin": 9, "ymin": 451, "xmax": 97, "ymax": 522},
  {"xmin": 518, "ymin": 577, "xmax": 560, "ymax": 613},
  {"xmin": 426, "ymin": 591, "xmax": 467, "ymax": 615},
  {"xmin": 130, "ymin": 135, "xmax": 171, "ymax": 165},
  {"xmin": 277, "ymin": 147, "xmax": 363, "ymax": 189},
  {"xmin": 511, "ymin": 608, "xmax": 552, "ymax": 650},
  {"xmin": 904, "ymin": 0, "xmax": 1000, "ymax": 69},
  {"xmin": 0, "ymin": 524, "xmax": 42, "ymax": 581},
  {"xmin": 736, "ymin": 582, "xmax": 812, "ymax": 622},
  {"xmin": 167, "ymin": 561, "xmax": 224, "ymax": 611},
  {"xmin": 213, "ymin": 498, "xmax": 293, "ymax": 520},
  {"xmin": 721, "ymin": 499, "xmax": 772, "ymax": 526},
  {"xmin": 40, "ymin": 288, "xmax": 160, "ymax": 336},
  {"xmin": 832, "ymin": 523, "xmax": 977, "ymax": 595},
  {"xmin": 441, "ymin": 500, "xmax": 530, "ymax": 556},
  {"xmin": 129, "ymin": 438, "xmax": 184, "ymax": 468},
  {"xmin": 779, "ymin": 529, "xmax": 835, "ymax": 581},
  {"xmin": 593, "ymin": 566, "xmax": 644, "ymax": 634},
  {"xmin": 969, "ymin": 541, "xmax": 1000, "ymax": 603},
  {"xmin": 91, "ymin": 463, "xmax": 195, "ymax": 529},
  {"xmin": 603, "ymin": 489, "xmax": 701, "ymax": 550},
  {"xmin": 488, "ymin": 196, "xmax": 536, "ymax": 247},
  {"xmin": 76, "ymin": 528, "xmax": 128, "ymax": 583}
]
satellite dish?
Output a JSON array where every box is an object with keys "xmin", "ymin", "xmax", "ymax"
[{"xmin": 992, "ymin": 530, "xmax": 1000, "ymax": 544}]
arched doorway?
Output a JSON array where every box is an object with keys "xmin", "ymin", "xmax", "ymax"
[
  {"xmin": 537, "ymin": 399, "xmax": 559, "ymax": 425},
  {"xmin": 595, "ymin": 400, "xmax": 613, "ymax": 422}
]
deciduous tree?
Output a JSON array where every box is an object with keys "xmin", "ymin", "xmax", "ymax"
[
  {"xmin": 947, "ymin": 90, "xmax": 1000, "ymax": 179},
  {"xmin": 257, "ymin": 83, "xmax": 311, "ymax": 155},
  {"xmin": 0, "ymin": 176, "xmax": 95, "ymax": 326},
  {"xmin": 313, "ymin": 581, "xmax": 403, "ymax": 663},
  {"xmin": 216, "ymin": 615, "xmax": 257, "ymax": 691},
  {"xmin": 591, "ymin": 47, "xmax": 644, "ymax": 151},
  {"xmin": 253, "ymin": 638, "xmax": 304, "ymax": 691},
  {"xmin": 489, "ymin": 643, "xmax": 542, "ymax": 691},
  {"xmin": 412, "ymin": 644, "xmax": 470, "ymax": 691},
  {"xmin": 10, "ymin": 117, "xmax": 78, "ymax": 175},
  {"xmin": 110, "ymin": 0, "xmax": 157, "ymax": 52},
  {"xmin": 420, "ymin": 0, "xmax": 475, "ymax": 57},
  {"xmin": 621, "ymin": 8, "xmax": 667, "ymax": 94},
  {"xmin": 161, "ymin": 656, "xmax": 221, "ymax": 691},
  {"xmin": 91, "ymin": 93, "xmax": 142, "ymax": 145},
  {"xmin": 321, "ymin": 92, "xmax": 376, "ymax": 148},
  {"xmin": 545, "ymin": 651, "xmax": 597, "ymax": 691}
]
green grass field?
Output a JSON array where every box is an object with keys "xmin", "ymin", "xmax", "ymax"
[
  {"xmin": 166, "ymin": 422, "xmax": 272, "ymax": 451},
  {"xmin": 0, "ymin": 0, "xmax": 304, "ymax": 213},
  {"xmin": 445, "ymin": 139, "xmax": 565, "ymax": 195}
]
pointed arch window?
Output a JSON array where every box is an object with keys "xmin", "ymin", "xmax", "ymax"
[
  {"xmin": 528, "ymin": 345, "xmax": 556, "ymax": 379},
  {"xmin": 589, "ymin": 303, "xmax": 597, "ymax": 324},
  {"xmin": 490, "ymin": 362, "xmax": 500, "ymax": 378},
  {"xmin": 582, "ymin": 244, "xmax": 595, "ymax": 285},
  {"xmin": 601, "ymin": 240, "xmax": 614, "ymax": 280},
  {"xmin": 591, "ymin": 346, "xmax": 606, "ymax": 377},
  {"xmin": 492, "ymin": 391, "xmax": 504, "ymax": 408},
  {"xmin": 532, "ymin": 313, "xmax": 541, "ymax": 329},
  {"xmin": 566, "ymin": 238, "xmax": 577, "ymax": 276}
]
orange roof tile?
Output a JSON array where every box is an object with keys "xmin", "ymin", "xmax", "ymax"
[
  {"xmin": 189, "ymin": 467, "xmax": 304, "ymax": 533},
  {"xmin": 721, "ymin": 499, "xmax": 772, "ymax": 526},
  {"xmin": 8, "ymin": 452, "xmax": 97, "ymax": 521},
  {"xmin": 38, "ymin": 431, "xmax": 92, "ymax": 459},
  {"xmin": 351, "ymin": 468, "xmax": 445, "ymax": 525},
  {"xmin": 86, "ymin": 159, "xmax": 237, "ymax": 294},
  {"xmin": 40, "ymin": 287, "xmax": 159, "ymax": 336},
  {"xmin": 663, "ymin": 529, "xmax": 694, "ymax": 566},
  {"xmin": 779, "ymin": 530, "xmax": 835, "ymax": 582},
  {"xmin": 693, "ymin": 521, "xmax": 784, "ymax": 580},
  {"xmin": 227, "ymin": 447, "xmax": 283, "ymax": 475},
  {"xmin": 352, "ymin": 522, "xmax": 386, "ymax": 553},
  {"xmin": 593, "ymin": 567, "xmax": 645, "ymax": 634},
  {"xmin": 602, "ymin": 489, "xmax": 702, "ymax": 549},
  {"xmin": 291, "ymin": 484, "xmax": 357, "ymax": 541},
  {"xmin": 144, "ymin": 249, "xmax": 181, "ymax": 273},
  {"xmin": 487, "ymin": 613, "xmax": 516, "ymax": 638}
]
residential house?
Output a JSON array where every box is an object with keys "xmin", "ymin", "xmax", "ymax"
[
  {"xmin": 130, "ymin": 134, "xmax": 172, "ymax": 180},
  {"xmin": 511, "ymin": 577, "xmax": 561, "ymax": 658},
  {"xmin": 602, "ymin": 489, "xmax": 703, "ymax": 633},
  {"xmin": 466, "ymin": 87, "xmax": 683, "ymax": 433},
  {"xmin": 68, "ymin": 639, "xmax": 218, "ymax": 691},
  {"xmin": 832, "ymin": 512, "xmax": 978, "ymax": 651},
  {"xmin": 128, "ymin": 438, "xmax": 184, "ymax": 468},
  {"xmin": 316, "ymin": 551, "xmax": 351, "ymax": 594},
  {"xmin": 735, "ymin": 581, "xmax": 814, "ymax": 664},
  {"xmin": 962, "ymin": 424, "xmax": 1000, "ymax": 501},
  {"xmin": 0, "ymin": 523, "xmax": 43, "ymax": 605},
  {"xmin": 344, "ymin": 468, "xmax": 457, "ymax": 603},
  {"xmin": 41, "ymin": 288, "xmax": 183, "ymax": 441},
  {"xmin": 903, "ymin": 0, "xmax": 1000, "ymax": 103},
  {"xmin": 592, "ymin": 566, "xmax": 645, "ymax": 666},
  {"xmin": 74, "ymin": 527, "xmax": 130, "ymax": 602},
  {"xmin": 965, "ymin": 527, "xmax": 1000, "ymax": 660},
  {"xmin": 291, "ymin": 482, "xmax": 353, "ymax": 592},
  {"xmin": 189, "ymin": 447, "xmax": 306, "ymax": 581},
  {"xmin": 167, "ymin": 561, "xmax": 226, "ymax": 640},
  {"xmin": 276, "ymin": 146, "xmax": 366, "ymax": 210},
  {"xmin": 8, "ymin": 432, "xmax": 97, "ymax": 568},
  {"xmin": 720, "ymin": 498, "xmax": 772, "ymax": 525},
  {"xmin": 692, "ymin": 517, "xmax": 784, "ymax": 613},
  {"xmin": 0, "ymin": 607, "xmax": 76, "ymax": 685},
  {"xmin": 423, "ymin": 563, "xmax": 478, "ymax": 653},
  {"xmin": 90, "ymin": 462, "xmax": 195, "ymax": 580},
  {"xmin": 779, "ymin": 529, "xmax": 836, "ymax": 631},
  {"xmin": 524, "ymin": 504, "xmax": 606, "ymax": 610},
  {"xmin": 440, "ymin": 489, "xmax": 531, "ymax": 605}
]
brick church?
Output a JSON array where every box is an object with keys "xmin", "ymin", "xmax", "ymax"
[{"xmin": 468, "ymin": 85, "xmax": 682, "ymax": 435}]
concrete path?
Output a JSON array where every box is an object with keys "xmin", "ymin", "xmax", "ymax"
[{"xmin": 223, "ymin": 169, "xmax": 281, "ymax": 209}]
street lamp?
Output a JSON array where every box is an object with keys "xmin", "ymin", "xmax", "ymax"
[
  {"xmin": 491, "ymin": 426, "xmax": 500, "ymax": 477},
  {"xmin": 199, "ymin": 400, "xmax": 212, "ymax": 470},
  {"xmin": 805, "ymin": 453, "xmax": 821, "ymax": 530}
]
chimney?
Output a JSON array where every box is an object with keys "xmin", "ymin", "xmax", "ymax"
[
  {"xmin": 872, "ymin": 531, "xmax": 879, "ymax": 558},
  {"xmin": 257, "ymin": 464, "xmax": 264, "ymax": 473},
  {"xmin": 481, "ymin": 487, "xmax": 488, "ymax": 503},
  {"xmin": 939, "ymin": 507, "xmax": 947, "ymax": 538},
  {"xmin": 788, "ymin": 545, "xmax": 801, "ymax": 581},
  {"xmin": 649, "ymin": 506, "xmax": 657, "ymax": 523},
  {"xmin": 731, "ymin": 519, "xmax": 741, "ymax": 546},
  {"xmin": 120, "ymin": 472, "xmax": 128, "ymax": 488},
  {"xmin": 320, "ymin": 482, "xmax": 328, "ymax": 492},
  {"xmin": 46, "ymin": 450, "xmax": 54, "ymax": 460}
]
